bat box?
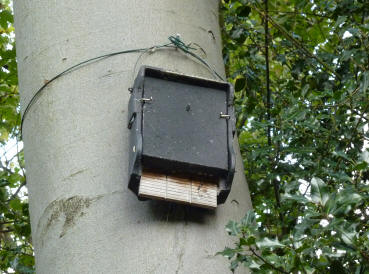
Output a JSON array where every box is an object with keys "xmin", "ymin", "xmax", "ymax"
[{"xmin": 127, "ymin": 66, "xmax": 235, "ymax": 209}]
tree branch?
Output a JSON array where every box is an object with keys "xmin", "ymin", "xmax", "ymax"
[
  {"xmin": 0, "ymin": 221, "xmax": 14, "ymax": 225},
  {"xmin": 264, "ymin": 0, "xmax": 281, "ymax": 210},
  {"xmin": 252, "ymin": 4, "xmax": 342, "ymax": 80}
]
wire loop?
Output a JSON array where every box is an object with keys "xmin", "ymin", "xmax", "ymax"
[{"xmin": 20, "ymin": 35, "xmax": 224, "ymax": 134}]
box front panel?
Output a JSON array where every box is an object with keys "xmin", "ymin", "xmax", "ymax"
[{"xmin": 142, "ymin": 77, "xmax": 228, "ymax": 172}]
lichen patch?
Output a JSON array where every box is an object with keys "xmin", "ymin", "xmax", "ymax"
[{"xmin": 39, "ymin": 195, "xmax": 102, "ymax": 241}]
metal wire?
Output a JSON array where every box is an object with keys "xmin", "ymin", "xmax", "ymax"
[{"xmin": 20, "ymin": 35, "xmax": 223, "ymax": 134}]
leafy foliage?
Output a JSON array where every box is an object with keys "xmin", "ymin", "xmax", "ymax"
[
  {"xmin": 219, "ymin": 0, "xmax": 369, "ymax": 272},
  {"xmin": 0, "ymin": 1, "xmax": 34, "ymax": 273}
]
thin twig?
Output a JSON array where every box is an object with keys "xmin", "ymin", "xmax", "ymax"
[
  {"xmin": 7, "ymin": 181, "xmax": 26, "ymax": 202},
  {"xmin": 250, "ymin": 247, "xmax": 288, "ymax": 273},
  {"xmin": 0, "ymin": 221, "xmax": 14, "ymax": 225},
  {"xmin": 16, "ymin": 138, "xmax": 25, "ymax": 177},
  {"xmin": 0, "ymin": 229, "xmax": 14, "ymax": 233},
  {"xmin": 0, "ymin": 247, "xmax": 34, "ymax": 257},
  {"xmin": 0, "ymin": 160, "xmax": 12, "ymax": 174},
  {"xmin": 268, "ymin": 10, "xmax": 332, "ymax": 19},
  {"xmin": 360, "ymin": 251, "xmax": 369, "ymax": 264}
]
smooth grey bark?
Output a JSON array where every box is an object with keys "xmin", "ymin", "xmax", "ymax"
[{"xmin": 14, "ymin": 1, "xmax": 252, "ymax": 273}]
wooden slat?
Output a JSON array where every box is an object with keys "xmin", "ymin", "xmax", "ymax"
[{"xmin": 138, "ymin": 171, "xmax": 217, "ymax": 209}]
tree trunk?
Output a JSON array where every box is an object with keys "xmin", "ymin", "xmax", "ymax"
[{"xmin": 14, "ymin": 1, "xmax": 252, "ymax": 273}]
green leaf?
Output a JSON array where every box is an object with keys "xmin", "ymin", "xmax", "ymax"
[
  {"xmin": 0, "ymin": 10, "xmax": 13, "ymax": 29},
  {"xmin": 282, "ymin": 193, "xmax": 309, "ymax": 203},
  {"xmin": 241, "ymin": 210, "xmax": 256, "ymax": 226},
  {"xmin": 334, "ymin": 16, "xmax": 347, "ymax": 28},
  {"xmin": 310, "ymin": 177, "xmax": 329, "ymax": 206},
  {"xmin": 9, "ymin": 198, "xmax": 22, "ymax": 211},
  {"xmin": 234, "ymin": 76, "xmax": 246, "ymax": 92},
  {"xmin": 246, "ymin": 259, "xmax": 261, "ymax": 270},
  {"xmin": 333, "ymin": 150, "xmax": 353, "ymax": 164},
  {"xmin": 361, "ymin": 151, "xmax": 369, "ymax": 163},
  {"xmin": 337, "ymin": 190, "xmax": 362, "ymax": 205},
  {"xmin": 256, "ymin": 237, "xmax": 285, "ymax": 249},
  {"xmin": 237, "ymin": 5, "xmax": 251, "ymax": 17},
  {"xmin": 353, "ymin": 162, "xmax": 368, "ymax": 171},
  {"xmin": 225, "ymin": 220, "xmax": 240, "ymax": 236},
  {"xmin": 0, "ymin": 127, "xmax": 9, "ymax": 142},
  {"xmin": 15, "ymin": 264, "xmax": 35, "ymax": 274},
  {"xmin": 216, "ymin": 247, "xmax": 236, "ymax": 259},
  {"xmin": 361, "ymin": 71, "xmax": 369, "ymax": 93},
  {"xmin": 302, "ymin": 84, "xmax": 309, "ymax": 97},
  {"xmin": 336, "ymin": 225, "xmax": 357, "ymax": 245}
]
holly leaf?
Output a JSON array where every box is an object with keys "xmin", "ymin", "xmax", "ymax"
[
  {"xmin": 310, "ymin": 177, "xmax": 329, "ymax": 206},
  {"xmin": 256, "ymin": 237, "xmax": 285, "ymax": 249}
]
